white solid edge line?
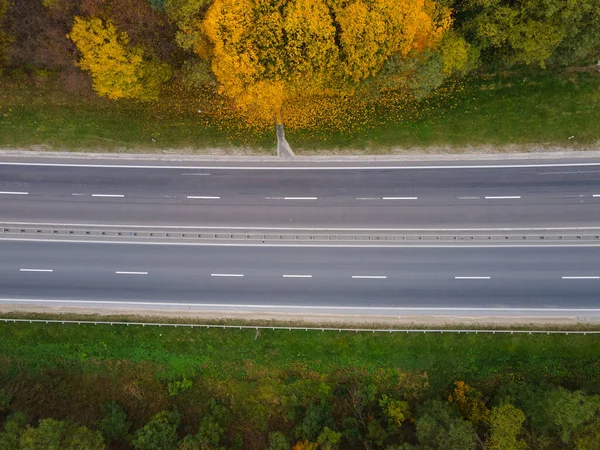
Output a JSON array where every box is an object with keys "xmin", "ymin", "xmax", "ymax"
[
  {"xmin": 283, "ymin": 197, "xmax": 318, "ymax": 200},
  {"xmin": 91, "ymin": 194, "xmax": 124, "ymax": 198},
  {"xmin": 3, "ymin": 297, "xmax": 600, "ymax": 312},
  {"xmin": 115, "ymin": 271, "xmax": 148, "ymax": 275},
  {"xmin": 2, "ymin": 161, "xmax": 600, "ymax": 170},
  {"xmin": 211, "ymin": 273, "xmax": 244, "ymax": 277},
  {"xmin": 186, "ymin": 196, "xmax": 220, "ymax": 199},
  {"xmin": 19, "ymin": 268, "xmax": 53, "ymax": 272},
  {"xmin": 2, "ymin": 237, "xmax": 600, "ymax": 249},
  {"xmin": 282, "ymin": 274, "xmax": 313, "ymax": 278},
  {"xmin": 485, "ymin": 196, "xmax": 521, "ymax": 199},
  {"xmin": 0, "ymin": 191, "xmax": 28, "ymax": 195},
  {"xmin": 562, "ymin": 276, "xmax": 599, "ymax": 279},
  {"xmin": 352, "ymin": 275, "xmax": 387, "ymax": 279},
  {"xmin": 2, "ymin": 221, "xmax": 600, "ymax": 232},
  {"xmin": 382, "ymin": 197, "xmax": 418, "ymax": 200},
  {"xmin": 455, "ymin": 276, "xmax": 491, "ymax": 280}
]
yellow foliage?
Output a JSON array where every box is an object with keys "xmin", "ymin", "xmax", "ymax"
[
  {"xmin": 448, "ymin": 381, "xmax": 490, "ymax": 424},
  {"xmin": 199, "ymin": 0, "xmax": 453, "ymax": 125},
  {"xmin": 293, "ymin": 440, "xmax": 318, "ymax": 450},
  {"xmin": 68, "ymin": 17, "xmax": 170, "ymax": 101}
]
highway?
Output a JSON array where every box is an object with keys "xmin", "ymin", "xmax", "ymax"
[
  {"xmin": 1, "ymin": 157, "xmax": 599, "ymax": 316},
  {"xmin": 1, "ymin": 241, "xmax": 599, "ymax": 313},
  {"xmin": 1, "ymin": 160, "xmax": 600, "ymax": 228}
]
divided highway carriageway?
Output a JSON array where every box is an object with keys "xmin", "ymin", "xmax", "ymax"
[{"xmin": 0, "ymin": 157, "xmax": 599, "ymax": 317}]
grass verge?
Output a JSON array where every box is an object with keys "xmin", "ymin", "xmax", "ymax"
[{"xmin": 1, "ymin": 69, "xmax": 598, "ymax": 153}]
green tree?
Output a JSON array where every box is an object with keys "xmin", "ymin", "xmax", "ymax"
[
  {"xmin": 0, "ymin": 412, "xmax": 28, "ymax": 450},
  {"xmin": 297, "ymin": 404, "xmax": 335, "ymax": 442},
  {"xmin": 131, "ymin": 410, "xmax": 181, "ymax": 450},
  {"xmin": 573, "ymin": 418, "xmax": 600, "ymax": 450},
  {"xmin": 415, "ymin": 400, "xmax": 477, "ymax": 450},
  {"xmin": 485, "ymin": 404, "xmax": 527, "ymax": 450},
  {"xmin": 317, "ymin": 427, "xmax": 341, "ymax": 450},
  {"xmin": 181, "ymin": 400, "xmax": 231, "ymax": 450},
  {"xmin": 19, "ymin": 418, "xmax": 104, "ymax": 450},
  {"xmin": 97, "ymin": 401, "xmax": 131, "ymax": 442},
  {"xmin": 267, "ymin": 431, "xmax": 289, "ymax": 450}
]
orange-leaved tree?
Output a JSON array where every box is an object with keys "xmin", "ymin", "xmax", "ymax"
[
  {"xmin": 199, "ymin": 0, "xmax": 453, "ymax": 132},
  {"xmin": 68, "ymin": 16, "xmax": 171, "ymax": 101}
]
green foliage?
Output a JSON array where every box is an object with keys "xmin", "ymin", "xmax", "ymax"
[
  {"xmin": 149, "ymin": 0, "xmax": 167, "ymax": 11},
  {"xmin": 0, "ymin": 392, "xmax": 11, "ymax": 414},
  {"xmin": 454, "ymin": 0, "xmax": 600, "ymax": 68},
  {"xmin": 97, "ymin": 401, "xmax": 131, "ymax": 442},
  {"xmin": 180, "ymin": 59, "xmax": 216, "ymax": 89},
  {"xmin": 168, "ymin": 377, "xmax": 193, "ymax": 396},
  {"xmin": 131, "ymin": 410, "xmax": 181, "ymax": 450},
  {"xmin": 0, "ymin": 412, "xmax": 28, "ymax": 450},
  {"xmin": 379, "ymin": 394, "xmax": 411, "ymax": 428},
  {"xmin": 316, "ymin": 426, "xmax": 341, "ymax": 450},
  {"xmin": 415, "ymin": 400, "xmax": 477, "ymax": 450},
  {"xmin": 573, "ymin": 418, "xmax": 600, "ymax": 450},
  {"xmin": 181, "ymin": 400, "xmax": 231, "ymax": 450},
  {"xmin": 485, "ymin": 404, "xmax": 527, "ymax": 450},
  {"xmin": 18, "ymin": 419, "xmax": 104, "ymax": 450},
  {"xmin": 267, "ymin": 431, "xmax": 289, "ymax": 450},
  {"xmin": 297, "ymin": 404, "xmax": 335, "ymax": 442}
]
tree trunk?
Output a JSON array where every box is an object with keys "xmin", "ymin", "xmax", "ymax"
[{"xmin": 275, "ymin": 114, "xmax": 295, "ymax": 159}]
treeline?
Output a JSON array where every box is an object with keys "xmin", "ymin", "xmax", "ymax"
[
  {"xmin": 0, "ymin": 0, "xmax": 598, "ymax": 126},
  {"xmin": 1, "ymin": 372, "xmax": 600, "ymax": 449}
]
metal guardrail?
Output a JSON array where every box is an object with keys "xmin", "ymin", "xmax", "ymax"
[
  {"xmin": 2, "ymin": 225, "xmax": 600, "ymax": 243},
  {"xmin": 1, "ymin": 318, "xmax": 598, "ymax": 334}
]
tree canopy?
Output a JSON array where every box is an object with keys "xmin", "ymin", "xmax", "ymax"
[{"xmin": 199, "ymin": 0, "xmax": 454, "ymax": 123}]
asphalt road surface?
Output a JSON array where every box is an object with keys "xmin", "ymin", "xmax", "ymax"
[
  {"xmin": 1, "ymin": 241, "xmax": 599, "ymax": 312},
  {"xmin": 1, "ymin": 160, "xmax": 600, "ymax": 228}
]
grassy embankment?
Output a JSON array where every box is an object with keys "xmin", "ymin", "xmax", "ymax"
[
  {"xmin": 0, "ymin": 69, "xmax": 598, "ymax": 153},
  {"xmin": 1, "ymin": 314, "xmax": 599, "ymax": 435}
]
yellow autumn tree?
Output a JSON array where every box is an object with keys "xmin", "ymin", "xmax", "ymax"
[
  {"xmin": 68, "ymin": 17, "xmax": 171, "ymax": 101},
  {"xmin": 200, "ymin": 0, "xmax": 452, "ymax": 127}
]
